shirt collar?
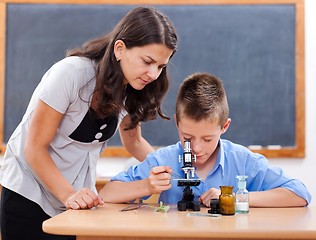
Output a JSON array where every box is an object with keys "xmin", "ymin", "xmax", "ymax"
[
  {"xmin": 177, "ymin": 140, "xmax": 226, "ymax": 177},
  {"xmin": 214, "ymin": 139, "xmax": 226, "ymax": 177}
]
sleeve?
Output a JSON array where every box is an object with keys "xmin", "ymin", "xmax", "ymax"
[
  {"xmin": 262, "ymin": 166, "xmax": 312, "ymax": 204},
  {"xmin": 247, "ymin": 155, "xmax": 312, "ymax": 205},
  {"xmin": 37, "ymin": 60, "xmax": 79, "ymax": 114},
  {"xmin": 118, "ymin": 109, "xmax": 128, "ymax": 125},
  {"xmin": 111, "ymin": 153, "xmax": 156, "ymax": 182},
  {"xmin": 110, "ymin": 153, "xmax": 159, "ymax": 201}
]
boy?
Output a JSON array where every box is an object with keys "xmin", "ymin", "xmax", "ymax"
[{"xmin": 99, "ymin": 73, "xmax": 311, "ymax": 207}]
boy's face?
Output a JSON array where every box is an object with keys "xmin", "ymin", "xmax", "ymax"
[{"xmin": 176, "ymin": 115, "xmax": 230, "ymax": 166}]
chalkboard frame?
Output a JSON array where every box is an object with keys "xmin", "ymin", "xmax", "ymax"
[{"xmin": 0, "ymin": 0, "xmax": 305, "ymax": 158}]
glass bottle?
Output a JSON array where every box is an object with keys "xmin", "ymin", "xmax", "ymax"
[
  {"xmin": 235, "ymin": 175, "xmax": 249, "ymax": 214},
  {"xmin": 219, "ymin": 186, "xmax": 235, "ymax": 215}
]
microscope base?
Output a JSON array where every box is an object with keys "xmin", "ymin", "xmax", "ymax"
[
  {"xmin": 177, "ymin": 200, "xmax": 200, "ymax": 211},
  {"xmin": 177, "ymin": 185, "xmax": 201, "ymax": 211}
]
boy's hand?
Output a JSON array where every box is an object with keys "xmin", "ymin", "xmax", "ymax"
[
  {"xmin": 147, "ymin": 166, "xmax": 173, "ymax": 194},
  {"xmin": 199, "ymin": 187, "xmax": 221, "ymax": 207}
]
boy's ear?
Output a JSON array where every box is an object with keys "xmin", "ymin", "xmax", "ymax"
[
  {"xmin": 173, "ymin": 114, "xmax": 179, "ymax": 127},
  {"xmin": 221, "ymin": 118, "xmax": 231, "ymax": 134},
  {"xmin": 113, "ymin": 39, "xmax": 126, "ymax": 61}
]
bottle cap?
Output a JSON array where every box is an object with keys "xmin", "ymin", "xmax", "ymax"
[
  {"xmin": 236, "ymin": 175, "xmax": 248, "ymax": 189},
  {"xmin": 236, "ymin": 175, "xmax": 248, "ymax": 181},
  {"xmin": 208, "ymin": 198, "xmax": 220, "ymax": 214}
]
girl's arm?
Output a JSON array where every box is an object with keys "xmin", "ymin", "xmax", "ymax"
[
  {"xmin": 119, "ymin": 114, "xmax": 154, "ymax": 161},
  {"xmin": 24, "ymin": 100, "xmax": 103, "ymax": 209}
]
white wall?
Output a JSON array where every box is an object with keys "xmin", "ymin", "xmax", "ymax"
[
  {"xmin": 99, "ymin": 0, "xmax": 316, "ymax": 206},
  {"xmin": 269, "ymin": 0, "xmax": 316, "ymax": 206}
]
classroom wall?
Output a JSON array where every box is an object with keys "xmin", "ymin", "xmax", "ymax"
[{"xmin": 99, "ymin": 0, "xmax": 316, "ymax": 206}]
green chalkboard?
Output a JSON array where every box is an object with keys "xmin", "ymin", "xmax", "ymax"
[{"xmin": 1, "ymin": 1, "xmax": 305, "ymax": 158}]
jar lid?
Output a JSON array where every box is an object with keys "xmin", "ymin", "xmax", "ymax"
[{"xmin": 208, "ymin": 198, "xmax": 220, "ymax": 214}]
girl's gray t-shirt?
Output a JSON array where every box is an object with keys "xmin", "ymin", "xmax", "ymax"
[{"xmin": 0, "ymin": 56, "xmax": 126, "ymax": 216}]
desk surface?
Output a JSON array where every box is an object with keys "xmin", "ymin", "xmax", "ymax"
[{"xmin": 43, "ymin": 203, "xmax": 316, "ymax": 240}]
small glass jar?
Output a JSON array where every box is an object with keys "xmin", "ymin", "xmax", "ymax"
[
  {"xmin": 219, "ymin": 186, "xmax": 235, "ymax": 215},
  {"xmin": 235, "ymin": 175, "xmax": 249, "ymax": 214}
]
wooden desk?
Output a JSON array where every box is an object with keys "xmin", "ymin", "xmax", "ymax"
[{"xmin": 43, "ymin": 203, "xmax": 316, "ymax": 240}]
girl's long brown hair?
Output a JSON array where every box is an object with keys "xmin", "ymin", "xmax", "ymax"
[{"xmin": 67, "ymin": 7, "xmax": 178, "ymax": 129}]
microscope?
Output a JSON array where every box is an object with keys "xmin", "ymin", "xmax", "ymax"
[{"xmin": 177, "ymin": 140, "xmax": 201, "ymax": 211}]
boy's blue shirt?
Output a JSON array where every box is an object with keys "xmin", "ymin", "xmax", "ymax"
[{"xmin": 111, "ymin": 139, "xmax": 312, "ymax": 205}]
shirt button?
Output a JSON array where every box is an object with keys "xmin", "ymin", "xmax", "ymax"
[
  {"xmin": 100, "ymin": 124, "xmax": 107, "ymax": 130},
  {"xmin": 95, "ymin": 132, "xmax": 103, "ymax": 139}
]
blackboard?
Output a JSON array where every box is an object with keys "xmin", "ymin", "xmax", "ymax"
[{"xmin": 0, "ymin": 0, "xmax": 305, "ymax": 158}]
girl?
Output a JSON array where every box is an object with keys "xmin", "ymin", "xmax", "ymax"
[{"xmin": 0, "ymin": 6, "xmax": 177, "ymax": 240}]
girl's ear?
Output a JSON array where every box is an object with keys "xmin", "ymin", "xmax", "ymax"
[
  {"xmin": 221, "ymin": 118, "xmax": 231, "ymax": 134},
  {"xmin": 113, "ymin": 39, "xmax": 126, "ymax": 61}
]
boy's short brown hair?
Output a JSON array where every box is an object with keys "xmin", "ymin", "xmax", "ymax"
[{"xmin": 175, "ymin": 72, "xmax": 229, "ymax": 128}]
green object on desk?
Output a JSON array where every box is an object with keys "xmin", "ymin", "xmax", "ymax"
[{"xmin": 149, "ymin": 201, "xmax": 170, "ymax": 213}]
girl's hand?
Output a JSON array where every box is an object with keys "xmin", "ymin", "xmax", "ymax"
[
  {"xmin": 198, "ymin": 187, "xmax": 221, "ymax": 207},
  {"xmin": 147, "ymin": 166, "xmax": 173, "ymax": 194},
  {"xmin": 65, "ymin": 188, "xmax": 104, "ymax": 210}
]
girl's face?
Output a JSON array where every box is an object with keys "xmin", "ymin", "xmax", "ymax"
[
  {"xmin": 114, "ymin": 40, "xmax": 173, "ymax": 90},
  {"xmin": 176, "ymin": 115, "xmax": 230, "ymax": 166}
]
